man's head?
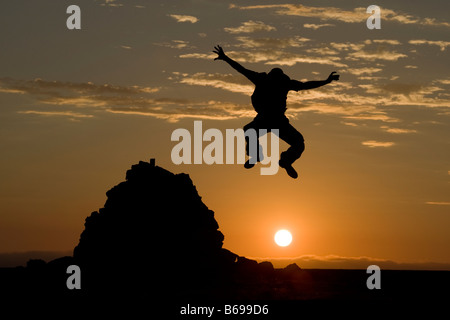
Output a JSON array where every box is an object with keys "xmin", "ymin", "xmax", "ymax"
[{"xmin": 268, "ymin": 68, "xmax": 290, "ymax": 82}]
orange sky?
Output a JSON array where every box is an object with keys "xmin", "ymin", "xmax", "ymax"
[{"xmin": 0, "ymin": 0, "xmax": 449, "ymax": 269}]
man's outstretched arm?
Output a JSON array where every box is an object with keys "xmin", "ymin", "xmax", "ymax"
[
  {"xmin": 291, "ymin": 72, "xmax": 340, "ymax": 91},
  {"xmin": 213, "ymin": 45, "xmax": 258, "ymax": 84}
]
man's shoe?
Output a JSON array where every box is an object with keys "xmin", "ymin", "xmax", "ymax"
[
  {"xmin": 244, "ymin": 159, "xmax": 256, "ymax": 169},
  {"xmin": 279, "ymin": 159, "xmax": 298, "ymax": 179}
]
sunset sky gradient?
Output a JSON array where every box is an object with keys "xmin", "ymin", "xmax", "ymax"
[{"xmin": 0, "ymin": 0, "xmax": 449, "ymax": 269}]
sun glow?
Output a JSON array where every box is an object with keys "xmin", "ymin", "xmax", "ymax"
[{"xmin": 274, "ymin": 229, "xmax": 292, "ymax": 247}]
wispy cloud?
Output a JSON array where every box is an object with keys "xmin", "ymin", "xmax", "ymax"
[
  {"xmin": 4, "ymin": 71, "xmax": 449, "ymax": 124},
  {"xmin": 435, "ymin": 79, "xmax": 450, "ymax": 85},
  {"xmin": 330, "ymin": 42, "xmax": 365, "ymax": 52},
  {"xmin": 100, "ymin": 0, "xmax": 123, "ymax": 8},
  {"xmin": 230, "ymin": 4, "xmax": 450, "ymax": 28},
  {"xmin": 381, "ymin": 126, "xmax": 417, "ymax": 134},
  {"xmin": 154, "ymin": 40, "xmax": 193, "ymax": 49},
  {"xmin": 231, "ymin": 4, "xmax": 367, "ymax": 23},
  {"xmin": 264, "ymin": 54, "xmax": 347, "ymax": 67},
  {"xmin": 345, "ymin": 114, "xmax": 399, "ymax": 123},
  {"xmin": 409, "ymin": 39, "xmax": 450, "ymax": 51},
  {"xmin": 347, "ymin": 67, "xmax": 383, "ymax": 76},
  {"xmin": 303, "ymin": 23, "xmax": 334, "ymax": 30},
  {"xmin": 177, "ymin": 72, "xmax": 253, "ymax": 95},
  {"xmin": 234, "ymin": 36, "xmax": 310, "ymax": 48},
  {"xmin": 181, "ymin": 49, "xmax": 347, "ymax": 67},
  {"xmin": 426, "ymin": 201, "xmax": 450, "ymax": 206},
  {"xmin": 1, "ymin": 77, "xmax": 255, "ymax": 122},
  {"xmin": 168, "ymin": 14, "xmax": 198, "ymax": 23},
  {"xmin": 347, "ymin": 49, "xmax": 407, "ymax": 61},
  {"xmin": 0, "ymin": 77, "xmax": 159, "ymax": 96},
  {"xmin": 107, "ymin": 100, "xmax": 253, "ymax": 122},
  {"xmin": 305, "ymin": 47, "xmax": 339, "ymax": 55},
  {"xmin": 372, "ymin": 39, "xmax": 401, "ymax": 45},
  {"xmin": 362, "ymin": 140, "xmax": 395, "ymax": 148},
  {"xmin": 179, "ymin": 53, "xmax": 216, "ymax": 60},
  {"xmin": 224, "ymin": 20, "xmax": 276, "ymax": 34},
  {"xmin": 18, "ymin": 110, "xmax": 94, "ymax": 120},
  {"xmin": 174, "ymin": 68, "xmax": 450, "ymax": 122}
]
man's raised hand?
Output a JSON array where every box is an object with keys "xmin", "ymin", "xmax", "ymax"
[
  {"xmin": 213, "ymin": 45, "xmax": 227, "ymax": 61},
  {"xmin": 327, "ymin": 71, "xmax": 340, "ymax": 83}
]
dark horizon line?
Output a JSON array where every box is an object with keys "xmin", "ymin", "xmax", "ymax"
[{"xmin": 0, "ymin": 250, "xmax": 449, "ymax": 271}]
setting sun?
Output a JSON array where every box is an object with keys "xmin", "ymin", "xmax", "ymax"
[{"xmin": 274, "ymin": 230, "xmax": 293, "ymax": 247}]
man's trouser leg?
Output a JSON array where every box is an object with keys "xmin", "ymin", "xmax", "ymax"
[
  {"xmin": 278, "ymin": 121, "xmax": 305, "ymax": 165},
  {"xmin": 244, "ymin": 118, "xmax": 264, "ymax": 162}
]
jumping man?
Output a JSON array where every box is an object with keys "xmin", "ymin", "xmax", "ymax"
[{"xmin": 213, "ymin": 45, "xmax": 340, "ymax": 179}]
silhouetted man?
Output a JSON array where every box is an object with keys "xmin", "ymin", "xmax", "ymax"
[{"xmin": 213, "ymin": 45, "xmax": 339, "ymax": 179}]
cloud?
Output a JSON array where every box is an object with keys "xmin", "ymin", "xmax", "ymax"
[
  {"xmin": 426, "ymin": 201, "xmax": 450, "ymax": 206},
  {"xmin": 166, "ymin": 72, "xmax": 399, "ymax": 122},
  {"xmin": 305, "ymin": 47, "xmax": 339, "ymax": 55},
  {"xmin": 230, "ymin": 4, "xmax": 450, "ymax": 28},
  {"xmin": 231, "ymin": 4, "xmax": 367, "ymax": 23},
  {"xmin": 303, "ymin": 23, "xmax": 334, "ymax": 30},
  {"xmin": 100, "ymin": 0, "xmax": 123, "ymax": 7},
  {"xmin": 264, "ymin": 55, "xmax": 347, "ymax": 67},
  {"xmin": 181, "ymin": 49, "xmax": 347, "ymax": 67},
  {"xmin": 224, "ymin": 20, "xmax": 276, "ymax": 34},
  {"xmin": 170, "ymin": 71, "xmax": 447, "ymax": 124},
  {"xmin": 330, "ymin": 42, "xmax": 365, "ymax": 52},
  {"xmin": 357, "ymin": 83, "xmax": 449, "ymax": 108},
  {"xmin": 107, "ymin": 100, "xmax": 254, "ymax": 122},
  {"xmin": 0, "ymin": 77, "xmax": 256, "ymax": 122},
  {"xmin": 119, "ymin": 45, "xmax": 132, "ymax": 50},
  {"xmin": 372, "ymin": 39, "xmax": 401, "ymax": 45},
  {"xmin": 341, "ymin": 122, "xmax": 359, "ymax": 127},
  {"xmin": 409, "ymin": 39, "xmax": 450, "ymax": 51},
  {"xmin": 0, "ymin": 77, "xmax": 159, "ymax": 96},
  {"xmin": 345, "ymin": 114, "xmax": 399, "ymax": 123},
  {"xmin": 177, "ymin": 72, "xmax": 254, "ymax": 95},
  {"xmin": 347, "ymin": 67, "xmax": 383, "ymax": 76},
  {"xmin": 381, "ymin": 126, "xmax": 417, "ymax": 134},
  {"xmin": 179, "ymin": 53, "xmax": 216, "ymax": 60},
  {"xmin": 18, "ymin": 110, "xmax": 94, "ymax": 119},
  {"xmin": 348, "ymin": 49, "xmax": 407, "ymax": 61},
  {"xmin": 362, "ymin": 140, "xmax": 395, "ymax": 148},
  {"xmin": 333, "ymin": 39, "xmax": 406, "ymax": 63},
  {"xmin": 154, "ymin": 40, "xmax": 193, "ymax": 49},
  {"xmin": 380, "ymin": 83, "xmax": 423, "ymax": 95},
  {"xmin": 0, "ymin": 78, "xmax": 162, "ymax": 111},
  {"xmin": 250, "ymin": 254, "xmax": 450, "ymax": 270},
  {"xmin": 4, "ymin": 70, "xmax": 449, "ymax": 124},
  {"xmin": 168, "ymin": 14, "xmax": 198, "ymax": 23},
  {"xmin": 234, "ymin": 36, "xmax": 310, "ymax": 48},
  {"xmin": 435, "ymin": 79, "xmax": 450, "ymax": 85}
]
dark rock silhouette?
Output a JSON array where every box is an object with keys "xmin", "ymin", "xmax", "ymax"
[{"xmin": 73, "ymin": 159, "xmax": 247, "ymax": 297}]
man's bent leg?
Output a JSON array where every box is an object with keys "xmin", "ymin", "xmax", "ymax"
[
  {"xmin": 278, "ymin": 122, "xmax": 305, "ymax": 166},
  {"xmin": 244, "ymin": 118, "xmax": 264, "ymax": 163}
]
